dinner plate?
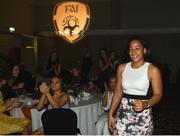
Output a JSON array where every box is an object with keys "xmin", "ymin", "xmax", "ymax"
[{"xmin": 22, "ymin": 103, "xmax": 37, "ymax": 109}]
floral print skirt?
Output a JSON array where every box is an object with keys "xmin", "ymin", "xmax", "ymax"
[{"xmin": 114, "ymin": 97, "xmax": 153, "ymax": 135}]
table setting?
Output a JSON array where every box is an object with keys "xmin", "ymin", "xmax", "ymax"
[
  {"xmin": 68, "ymin": 86, "xmax": 100, "ymax": 107},
  {"xmin": 9, "ymin": 94, "xmax": 39, "ymax": 109},
  {"xmin": 9, "ymin": 90, "xmax": 102, "ymax": 134}
]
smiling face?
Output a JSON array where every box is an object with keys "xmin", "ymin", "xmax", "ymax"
[
  {"xmin": 129, "ymin": 39, "xmax": 146, "ymax": 63},
  {"xmin": 50, "ymin": 77, "xmax": 61, "ymax": 92}
]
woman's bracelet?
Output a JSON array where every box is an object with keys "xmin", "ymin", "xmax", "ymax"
[{"xmin": 143, "ymin": 101, "xmax": 150, "ymax": 109}]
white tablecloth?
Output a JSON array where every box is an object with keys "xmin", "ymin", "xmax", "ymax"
[
  {"xmin": 71, "ymin": 99, "xmax": 102, "ymax": 134},
  {"xmin": 10, "ymin": 96, "xmax": 103, "ymax": 135}
]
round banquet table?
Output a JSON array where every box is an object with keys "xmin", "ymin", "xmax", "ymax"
[{"xmin": 10, "ymin": 94, "xmax": 103, "ymax": 135}]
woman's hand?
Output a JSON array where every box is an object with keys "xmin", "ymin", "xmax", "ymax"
[
  {"xmin": 8, "ymin": 79, "xmax": 14, "ymax": 86},
  {"xmin": 11, "ymin": 101, "xmax": 22, "ymax": 108},
  {"xmin": 17, "ymin": 83, "xmax": 24, "ymax": 89},
  {"xmin": 54, "ymin": 64, "xmax": 61, "ymax": 75},
  {"xmin": 50, "ymin": 64, "xmax": 55, "ymax": 71},
  {"xmin": 133, "ymin": 100, "xmax": 148, "ymax": 112},
  {"xmin": 39, "ymin": 82, "xmax": 50, "ymax": 95},
  {"xmin": 5, "ymin": 99, "xmax": 21, "ymax": 109},
  {"xmin": 108, "ymin": 114, "xmax": 115, "ymax": 133},
  {"xmin": 5, "ymin": 99, "xmax": 13, "ymax": 108}
]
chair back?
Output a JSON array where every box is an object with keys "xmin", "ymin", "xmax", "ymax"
[{"xmin": 41, "ymin": 108, "xmax": 79, "ymax": 135}]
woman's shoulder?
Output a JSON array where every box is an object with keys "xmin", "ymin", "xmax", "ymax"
[
  {"xmin": 60, "ymin": 91, "xmax": 68, "ymax": 96},
  {"xmin": 148, "ymin": 63, "xmax": 160, "ymax": 71},
  {"xmin": 148, "ymin": 63, "xmax": 161, "ymax": 76},
  {"xmin": 59, "ymin": 92, "xmax": 69, "ymax": 99},
  {"xmin": 117, "ymin": 63, "xmax": 129, "ymax": 71},
  {"xmin": 61, "ymin": 92, "xmax": 70, "ymax": 102},
  {"xmin": 115, "ymin": 63, "xmax": 129, "ymax": 77}
]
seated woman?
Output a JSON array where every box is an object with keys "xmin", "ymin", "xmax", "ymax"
[
  {"xmin": 0, "ymin": 74, "xmax": 16, "ymax": 100},
  {"xmin": 0, "ymin": 90, "xmax": 29, "ymax": 135},
  {"xmin": 33, "ymin": 75, "xmax": 70, "ymax": 135},
  {"xmin": 70, "ymin": 66, "xmax": 81, "ymax": 85},
  {"xmin": 8, "ymin": 64, "xmax": 30, "ymax": 96},
  {"xmin": 87, "ymin": 80, "xmax": 99, "ymax": 93},
  {"xmin": 94, "ymin": 74, "xmax": 116, "ymax": 135}
]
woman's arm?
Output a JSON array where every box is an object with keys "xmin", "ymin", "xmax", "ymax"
[
  {"xmin": 133, "ymin": 64, "xmax": 163, "ymax": 112},
  {"xmin": 102, "ymin": 82, "xmax": 111, "ymax": 111},
  {"xmin": 54, "ymin": 63, "xmax": 61, "ymax": 75},
  {"xmin": 98, "ymin": 59, "xmax": 110, "ymax": 72},
  {"xmin": 36, "ymin": 82, "xmax": 49, "ymax": 110},
  {"xmin": 36, "ymin": 94, "xmax": 48, "ymax": 110},
  {"xmin": 147, "ymin": 64, "xmax": 163, "ymax": 107},
  {"xmin": 108, "ymin": 64, "xmax": 124, "ymax": 132},
  {"xmin": 11, "ymin": 82, "xmax": 24, "ymax": 90},
  {"xmin": 46, "ymin": 93, "xmax": 70, "ymax": 108}
]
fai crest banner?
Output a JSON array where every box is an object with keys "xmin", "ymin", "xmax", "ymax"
[{"xmin": 53, "ymin": 1, "xmax": 90, "ymax": 43}]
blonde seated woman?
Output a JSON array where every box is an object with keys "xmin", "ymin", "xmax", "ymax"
[
  {"xmin": 33, "ymin": 75, "xmax": 70, "ymax": 135},
  {"xmin": 0, "ymin": 91, "xmax": 29, "ymax": 135}
]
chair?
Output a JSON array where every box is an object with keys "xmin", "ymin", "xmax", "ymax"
[{"xmin": 41, "ymin": 108, "xmax": 80, "ymax": 135}]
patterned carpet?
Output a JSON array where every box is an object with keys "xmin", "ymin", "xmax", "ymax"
[{"xmin": 153, "ymin": 85, "xmax": 180, "ymax": 135}]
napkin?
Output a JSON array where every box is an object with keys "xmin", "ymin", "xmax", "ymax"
[
  {"xmin": 70, "ymin": 95, "xmax": 80, "ymax": 105},
  {"xmin": 82, "ymin": 92, "xmax": 91, "ymax": 97}
]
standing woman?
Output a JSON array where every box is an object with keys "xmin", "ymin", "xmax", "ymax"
[
  {"xmin": 108, "ymin": 37, "xmax": 162, "ymax": 135},
  {"xmin": 98, "ymin": 48, "xmax": 112, "ymax": 93},
  {"xmin": 44, "ymin": 51, "xmax": 61, "ymax": 78}
]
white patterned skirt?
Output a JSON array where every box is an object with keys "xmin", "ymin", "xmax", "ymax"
[{"xmin": 114, "ymin": 97, "xmax": 153, "ymax": 135}]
